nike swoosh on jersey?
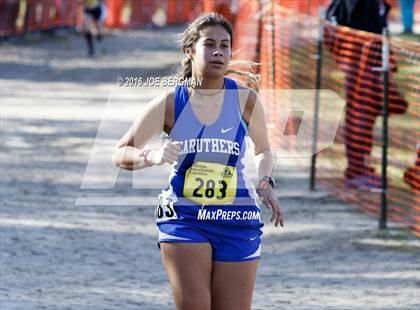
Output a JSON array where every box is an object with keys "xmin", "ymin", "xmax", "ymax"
[{"xmin": 221, "ymin": 127, "xmax": 233, "ymax": 133}]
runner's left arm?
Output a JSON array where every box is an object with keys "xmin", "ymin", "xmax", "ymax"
[{"xmin": 246, "ymin": 90, "xmax": 284, "ymax": 227}]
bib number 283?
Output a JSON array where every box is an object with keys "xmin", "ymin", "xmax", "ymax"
[
  {"xmin": 192, "ymin": 178, "xmax": 227, "ymax": 200},
  {"xmin": 183, "ymin": 162, "xmax": 237, "ymax": 205}
]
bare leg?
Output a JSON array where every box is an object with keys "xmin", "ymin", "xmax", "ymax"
[
  {"xmin": 96, "ymin": 15, "xmax": 105, "ymax": 42},
  {"xmin": 96, "ymin": 3, "xmax": 107, "ymax": 41},
  {"xmin": 211, "ymin": 260, "xmax": 259, "ymax": 310},
  {"xmin": 160, "ymin": 242, "xmax": 212, "ymax": 310},
  {"xmin": 83, "ymin": 14, "xmax": 95, "ymax": 56}
]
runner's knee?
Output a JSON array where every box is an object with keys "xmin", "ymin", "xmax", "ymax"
[{"xmin": 175, "ymin": 287, "xmax": 211, "ymax": 310}]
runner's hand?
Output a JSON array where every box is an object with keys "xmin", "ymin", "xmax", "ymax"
[
  {"xmin": 151, "ymin": 140, "xmax": 181, "ymax": 165},
  {"xmin": 257, "ymin": 180, "xmax": 284, "ymax": 227}
]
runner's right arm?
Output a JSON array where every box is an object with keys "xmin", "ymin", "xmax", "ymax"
[{"xmin": 112, "ymin": 89, "xmax": 181, "ymax": 170}]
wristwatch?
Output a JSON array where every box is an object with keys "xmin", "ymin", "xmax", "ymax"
[{"xmin": 260, "ymin": 176, "xmax": 275, "ymax": 188}]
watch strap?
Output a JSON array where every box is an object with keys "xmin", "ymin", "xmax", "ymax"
[{"xmin": 260, "ymin": 176, "xmax": 275, "ymax": 188}]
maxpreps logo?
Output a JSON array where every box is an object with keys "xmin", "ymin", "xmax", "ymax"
[
  {"xmin": 221, "ymin": 166, "xmax": 234, "ymax": 178},
  {"xmin": 76, "ymin": 89, "xmax": 344, "ymax": 207},
  {"xmin": 197, "ymin": 208, "xmax": 261, "ymax": 221}
]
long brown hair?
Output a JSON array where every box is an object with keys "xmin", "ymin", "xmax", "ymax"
[{"xmin": 177, "ymin": 12, "xmax": 260, "ymax": 90}]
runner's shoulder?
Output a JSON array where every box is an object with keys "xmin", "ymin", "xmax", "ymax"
[
  {"xmin": 236, "ymin": 83, "xmax": 260, "ymax": 124},
  {"xmin": 149, "ymin": 87, "xmax": 176, "ymax": 109},
  {"xmin": 162, "ymin": 87, "xmax": 177, "ymax": 134}
]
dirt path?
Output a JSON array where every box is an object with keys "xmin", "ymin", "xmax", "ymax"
[{"xmin": 1, "ymin": 27, "xmax": 419, "ymax": 310}]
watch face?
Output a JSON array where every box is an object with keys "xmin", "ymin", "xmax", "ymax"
[
  {"xmin": 267, "ymin": 177, "xmax": 275, "ymax": 188},
  {"xmin": 262, "ymin": 176, "xmax": 274, "ymax": 188}
]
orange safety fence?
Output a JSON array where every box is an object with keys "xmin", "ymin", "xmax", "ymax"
[
  {"xmin": 105, "ymin": 0, "xmax": 125, "ymax": 28},
  {"xmin": 123, "ymin": 0, "xmax": 156, "ymax": 28},
  {"xmin": 228, "ymin": 0, "xmax": 261, "ymax": 87},
  {"xmin": 0, "ymin": 0, "xmax": 202, "ymax": 37},
  {"xmin": 233, "ymin": 1, "xmax": 419, "ymax": 236},
  {"xmin": 202, "ymin": 0, "xmax": 234, "ymax": 23},
  {"xmin": 0, "ymin": 0, "xmax": 81, "ymax": 36},
  {"xmin": 258, "ymin": 3, "xmax": 321, "ymax": 150},
  {"xmin": 105, "ymin": 0, "xmax": 202, "ymax": 29},
  {"xmin": 320, "ymin": 23, "xmax": 419, "ymax": 236},
  {"xmin": 269, "ymin": 0, "xmax": 330, "ymax": 16}
]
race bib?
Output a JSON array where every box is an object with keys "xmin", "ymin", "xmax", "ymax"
[
  {"xmin": 155, "ymin": 194, "xmax": 178, "ymax": 223},
  {"xmin": 183, "ymin": 161, "xmax": 237, "ymax": 205}
]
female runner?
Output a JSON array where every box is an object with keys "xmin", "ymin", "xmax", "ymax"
[{"xmin": 113, "ymin": 12, "xmax": 284, "ymax": 310}]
